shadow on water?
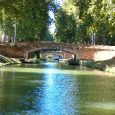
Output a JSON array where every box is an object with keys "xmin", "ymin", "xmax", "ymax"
[{"xmin": 0, "ymin": 62, "xmax": 115, "ymax": 114}]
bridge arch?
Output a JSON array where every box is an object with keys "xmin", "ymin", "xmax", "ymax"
[{"xmin": 24, "ymin": 47, "xmax": 77, "ymax": 60}]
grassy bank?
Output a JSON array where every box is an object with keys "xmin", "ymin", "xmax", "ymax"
[{"xmin": 82, "ymin": 58, "xmax": 115, "ymax": 74}]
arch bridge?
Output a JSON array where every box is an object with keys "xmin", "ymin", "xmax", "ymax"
[{"xmin": 0, "ymin": 41, "xmax": 115, "ymax": 61}]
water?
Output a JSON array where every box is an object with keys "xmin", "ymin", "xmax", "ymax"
[{"xmin": 0, "ymin": 62, "xmax": 115, "ymax": 115}]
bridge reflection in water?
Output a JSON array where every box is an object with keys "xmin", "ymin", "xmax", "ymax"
[{"xmin": 0, "ymin": 62, "xmax": 115, "ymax": 114}]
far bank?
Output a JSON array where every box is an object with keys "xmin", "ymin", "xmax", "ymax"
[{"xmin": 82, "ymin": 57, "xmax": 115, "ymax": 74}]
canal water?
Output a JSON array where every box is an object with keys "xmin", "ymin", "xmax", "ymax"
[{"xmin": 0, "ymin": 62, "xmax": 115, "ymax": 115}]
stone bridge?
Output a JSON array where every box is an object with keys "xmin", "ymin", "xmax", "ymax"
[{"xmin": 0, "ymin": 41, "xmax": 115, "ymax": 61}]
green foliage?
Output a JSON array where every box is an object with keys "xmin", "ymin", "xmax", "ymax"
[
  {"xmin": 0, "ymin": 0, "xmax": 51, "ymax": 41},
  {"xmin": 55, "ymin": 8, "xmax": 76, "ymax": 43},
  {"xmin": 55, "ymin": 0, "xmax": 115, "ymax": 45}
]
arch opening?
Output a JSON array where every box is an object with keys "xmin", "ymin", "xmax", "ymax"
[{"xmin": 25, "ymin": 48, "xmax": 77, "ymax": 62}]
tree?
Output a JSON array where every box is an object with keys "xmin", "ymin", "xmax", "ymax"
[
  {"xmin": 55, "ymin": 8, "xmax": 76, "ymax": 43},
  {"xmin": 55, "ymin": 0, "xmax": 115, "ymax": 45},
  {"xmin": 0, "ymin": 0, "xmax": 51, "ymax": 41}
]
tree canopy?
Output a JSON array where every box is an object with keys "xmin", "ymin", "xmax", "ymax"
[
  {"xmin": 55, "ymin": 0, "xmax": 115, "ymax": 45},
  {"xmin": 0, "ymin": 0, "xmax": 51, "ymax": 41},
  {"xmin": 0, "ymin": 0, "xmax": 114, "ymax": 45}
]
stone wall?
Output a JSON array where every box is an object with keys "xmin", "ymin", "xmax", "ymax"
[{"xmin": 77, "ymin": 46, "xmax": 115, "ymax": 61}]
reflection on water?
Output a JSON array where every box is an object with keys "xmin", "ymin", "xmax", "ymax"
[
  {"xmin": 0, "ymin": 62, "xmax": 115, "ymax": 114},
  {"xmin": 86, "ymin": 102, "xmax": 115, "ymax": 110}
]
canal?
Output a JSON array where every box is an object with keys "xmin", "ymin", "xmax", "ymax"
[{"xmin": 0, "ymin": 62, "xmax": 115, "ymax": 115}]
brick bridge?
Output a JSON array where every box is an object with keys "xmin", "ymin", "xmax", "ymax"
[{"xmin": 0, "ymin": 41, "xmax": 115, "ymax": 61}]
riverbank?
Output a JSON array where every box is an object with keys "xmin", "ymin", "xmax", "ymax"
[
  {"xmin": 82, "ymin": 58, "xmax": 115, "ymax": 74},
  {"xmin": 0, "ymin": 54, "xmax": 115, "ymax": 74},
  {"xmin": 0, "ymin": 55, "xmax": 21, "ymax": 66}
]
